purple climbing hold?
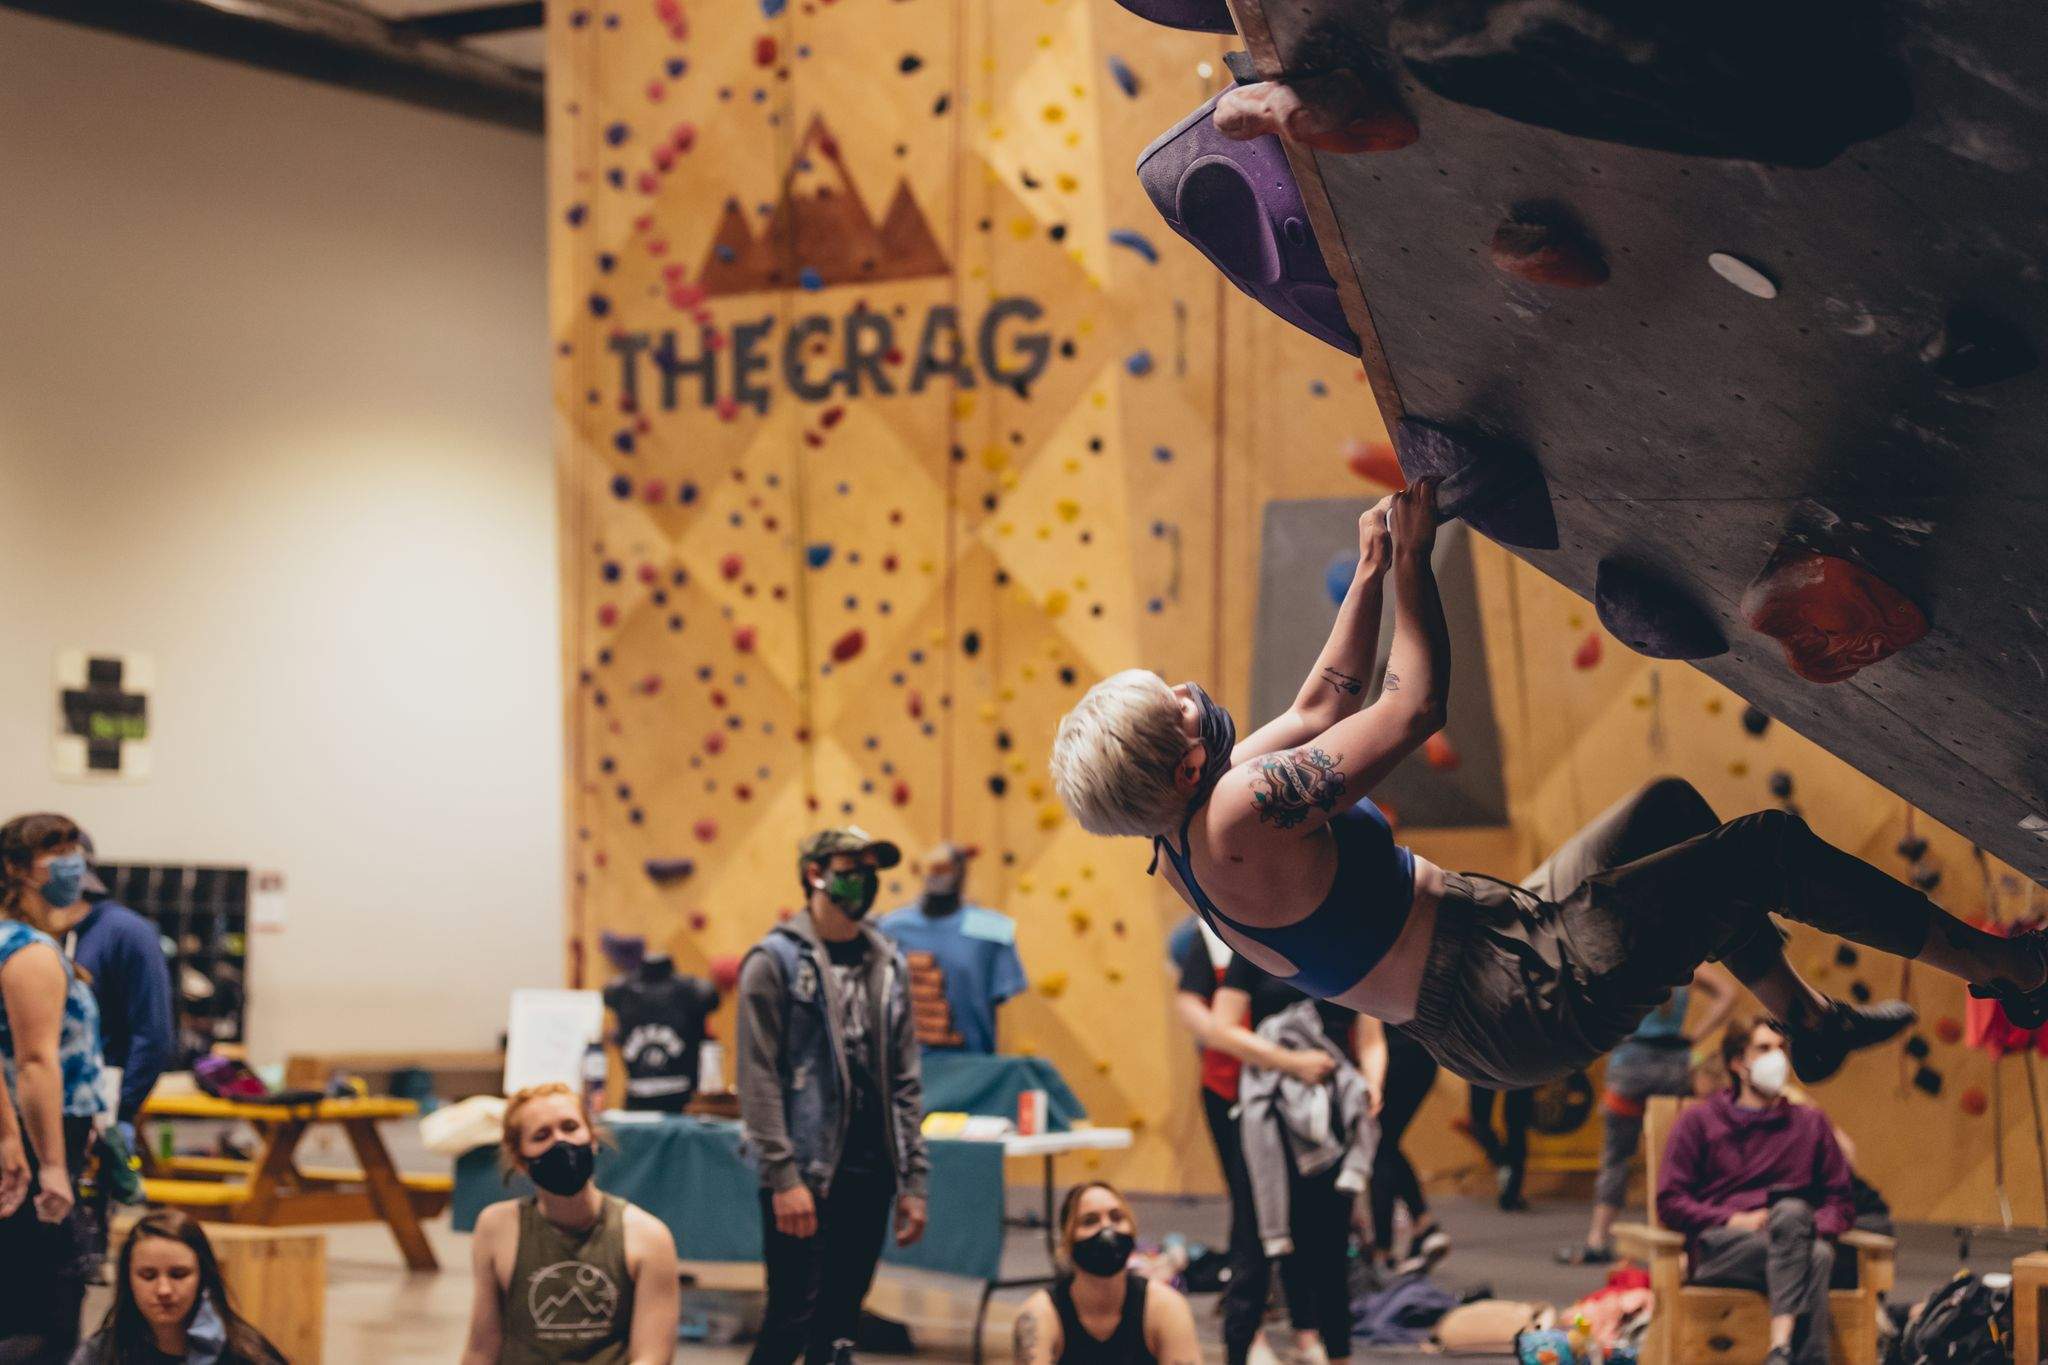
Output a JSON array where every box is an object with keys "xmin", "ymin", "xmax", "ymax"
[
  {"xmin": 1111, "ymin": 0, "xmax": 1235, "ymax": 33},
  {"xmin": 1138, "ymin": 92, "xmax": 1360, "ymax": 356},
  {"xmin": 1594, "ymin": 558, "xmax": 1728, "ymax": 660},
  {"xmin": 1391, "ymin": 418, "xmax": 1557, "ymax": 549},
  {"xmin": 1108, "ymin": 56, "xmax": 1141, "ymax": 98},
  {"xmin": 644, "ymin": 857, "xmax": 696, "ymax": 884}
]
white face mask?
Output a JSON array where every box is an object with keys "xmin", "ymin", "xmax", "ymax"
[{"xmin": 1746, "ymin": 1048, "xmax": 1790, "ymax": 1098}]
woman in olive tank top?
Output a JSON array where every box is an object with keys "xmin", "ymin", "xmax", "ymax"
[
  {"xmin": 461, "ymin": 1084, "xmax": 679, "ymax": 1364},
  {"xmin": 1012, "ymin": 1184, "xmax": 1201, "ymax": 1365}
]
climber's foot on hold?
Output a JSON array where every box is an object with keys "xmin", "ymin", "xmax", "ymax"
[{"xmin": 1213, "ymin": 71, "xmax": 1418, "ymax": 154}]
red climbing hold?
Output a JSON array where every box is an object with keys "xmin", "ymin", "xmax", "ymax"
[
  {"xmin": 830, "ymin": 629, "xmax": 866, "ymax": 663},
  {"xmin": 907, "ymin": 690, "xmax": 925, "ymax": 719},
  {"xmin": 754, "ymin": 35, "xmax": 777, "ymax": 66},
  {"xmin": 821, "ymin": 406, "xmax": 846, "ymax": 428},
  {"xmin": 733, "ymin": 625, "xmax": 758, "ymax": 652},
  {"xmin": 642, "ymin": 479, "xmax": 667, "ymax": 502},
  {"xmin": 1961, "ymin": 1088, "xmax": 1988, "ymax": 1117},
  {"xmin": 1489, "ymin": 215, "xmax": 1610, "ymax": 288},
  {"xmin": 705, "ymin": 732, "xmax": 726, "ymax": 755},
  {"xmin": 892, "ymin": 780, "xmax": 912, "ymax": 806},
  {"xmin": 720, "ymin": 553, "xmax": 744, "ymax": 580},
  {"xmin": 1739, "ymin": 551, "xmax": 1929, "ymax": 684},
  {"xmin": 1423, "ymin": 731, "xmax": 1461, "ymax": 770},
  {"xmin": 693, "ymin": 818, "xmax": 718, "ymax": 842},
  {"xmin": 689, "ymin": 912, "xmax": 708, "ymax": 931},
  {"xmin": 1573, "ymin": 632, "xmax": 1602, "ymax": 670},
  {"xmin": 1935, "ymin": 1017, "xmax": 1963, "ymax": 1044},
  {"xmin": 637, "ymin": 563, "xmax": 658, "ymax": 584},
  {"xmin": 597, "ymin": 603, "xmax": 619, "ymax": 627},
  {"xmin": 1344, "ymin": 438, "xmax": 1406, "ymax": 489},
  {"xmin": 715, "ymin": 396, "xmax": 741, "ymax": 421},
  {"xmin": 639, "ymin": 675, "xmax": 662, "ymax": 695}
]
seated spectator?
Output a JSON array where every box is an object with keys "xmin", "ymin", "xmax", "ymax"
[
  {"xmin": 1013, "ymin": 1183, "xmax": 1201, "ymax": 1365},
  {"xmin": 72, "ymin": 1209, "xmax": 286, "ymax": 1364},
  {"xmin": 1656, "ymin": 1018, "xmax": 1852, "ymax": 1365},
  {"xmin": 462, "ymin": 1083, "xmax": 680, "ymax": 1364}
]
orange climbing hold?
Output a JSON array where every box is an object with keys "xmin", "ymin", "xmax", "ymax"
[
  {"xmin": 1343, "ymin": 438, "xmax": 1405, "ymax": 489},
  {"xmin": 1739, "ymin": 551, "xmax": 1929, "ymax": 684}
]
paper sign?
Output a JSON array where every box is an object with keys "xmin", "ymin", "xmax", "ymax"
[{"xmin": 503, "ymin": 989, "xmax": 604, "ymax": 1095}]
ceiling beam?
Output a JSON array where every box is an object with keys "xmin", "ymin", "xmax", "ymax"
[
  {"xmin": 2, "ymin": 0, "xmax": 542, "ymax": 133},
  {"xmin": 392, "ymin": 2, "xmax": 542, "ymax": 41}
]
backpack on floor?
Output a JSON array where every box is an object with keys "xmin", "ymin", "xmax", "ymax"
[{"xmin": 1890, "ymin": 1271, "xmax": 2009, "ymax": 1365}]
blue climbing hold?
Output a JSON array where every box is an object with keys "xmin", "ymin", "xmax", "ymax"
[
  {"xmin": 1107, "ymin": 55, "xmax": 1141, "ymax": 98},
  {"xmin": 605, "ymin": 122, "xmax": 630, "ymax": 146},
  {"xmin": 1109, "ymin": 229, "xmax": 1159, "ymax": 264},
  {"xmin": 1125, "ymin": 350, "xmax": 1155, "ymax": 377},
  {"xmin": 613, "ymin": 430, "xmax": 635, "ymax": 454},
  {"xmin": 609, "ymin": 475, "xmax": 633, "ymax": 499},
  {"xmin": 760, "ymin": 0, "xmax": 786, "ymax": 13},
  {"xmin": 1325, "ymin": 552, "xmax": 1360, "ymax": 606},
  {"xmin": 1153, "ymin": 446, "xmax": 1174, "ymax": 462},
  {"xmin": 799, "ymin": 267, "xmax": 824, "ymax": 291},
  {"xmin": 806, "ymin": 543, "xmax": 834, "ymax": 569}
]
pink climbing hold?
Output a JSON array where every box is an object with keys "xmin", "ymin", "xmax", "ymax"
[
  {"xmin": 693, "ymin": 818, "xmax": 718, "ymax": 842},
  {"xmin": 1573, "ymin": 632, "xmax": 1602, "ymax": 670},
  {"xmin": 597, "ymin": 603, "xmax": 619, "ymax": 627},
  {"xmin": 639, "ymin": 675, "xmax": 662, "ymax": 695},
  {"xmin": 734, "ymin": 626, "xmax": 758, "ymax": 652},
  {"xmin": 831, "ymin": 628, "xmax": 866, "ymax": 663},
  {"xmin": 643, "ymin": 479, "xmax": 667, "ymax": 502},
  {"xmin": 638, "ymin": 564, "xmax": 658, "ymax": 584},
  {"xmin": 715, "ymin": 396, "xmax": 741, "ymax": 421},
  {"xmin": 689, "ymin": 912, "xmax": 708, "ymax": 931},
  {"xmin": 705, "ymin": 732, "xmax": 726, "ymax": 755}
]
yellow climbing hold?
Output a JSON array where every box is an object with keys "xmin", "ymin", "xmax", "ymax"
[
  {"xmin": 1729, "ymin": 760, "xmax": 1749, "ymax": 777},
  {"xmin": 1069, "ymin": 909, "xmax": 1090, "ymax": 932},
  {"xmin": 1044, "ymin": 589, "xmax": 1071, "ymax": 616},
  {"xmin": 1057, "ymin": 173, "xmax": 1079, "ymax": 191},
  {"xmin": 1055, "ymin": 499, "xmax": 1081, "ymax": 522},
  {"xmin": 1010, "ymin": 216, "xmax": 1035, "ymax": 240},
  {"xmin": 1064, "ymin": 458, "xmax": 1082, "ymax": 474},
  {"xmin": 1038, "ymin": 804, "xmax": 1063, "ymax": 830},
  {"xmin": 1705, "ymin": 698, "xmax": 1724, "ymax": 714},
  {"xmin": 1043, "ymin": 104, "xmax": 1066, "ymax": 123},
  {"xmin": 1105, "ymin": 967, "xmax": 1123, "ymax": 983},
  {"xmin": 1038, "ymin": 971, "xmax": 1068, "ymax": 999}
]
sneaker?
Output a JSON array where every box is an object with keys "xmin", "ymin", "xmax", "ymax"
[
  {"xmin": 1396, "ymin": 1226, "xmax": 1451, "ymax": 1276},
  {"xmin": 1246, "ymin": 1335, "xmax": 1285, "ymax": 1365},
  {"xmin": 1969, "ymin": 929, "xmax": 2048, "ymax": 1027},
  {"xmin": 1554, "ymin": 1242, "xmax": 1616, "ymax": 1266},
  {"xmin": 1495, "ymin": 1165, "xmax": 1529, "ymax": 1211},
  {"xmin": 830, "ymin": 1340, "xmax": 856, "ymax": 1365},
  {"xmin": 1788, "ymin": 998, "xmax": 1917, "ymax": 1083}
]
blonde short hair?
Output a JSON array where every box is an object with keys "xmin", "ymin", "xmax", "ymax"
[{"xmin": 1050, "ymin": 669, "xmax": 1190, "ymax": 838}]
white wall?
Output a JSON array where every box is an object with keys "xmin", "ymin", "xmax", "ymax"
[{"xmin": 0, "ymin": 11, "xmax": 564, "ymax": 1061}]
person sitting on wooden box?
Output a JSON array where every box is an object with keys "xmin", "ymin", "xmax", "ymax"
[
  {"xmin": 874, "ymin": 842, "xmax": 1026, "ymax": 1054},
  {"xmin": 1656, "ymin": 1018, "xmax": 1852, "ymax": 1365},
  {"xmin": 72, "ymin": 1209, "xmax": 286, "ymax": 1365},
  {"xmin": 461, "ymin": 1083, "xmax": 680, "ymax": 1365}
]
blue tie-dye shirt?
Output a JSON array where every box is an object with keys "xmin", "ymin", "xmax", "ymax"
[{"xmin": 0, "ymin": 920, "xmax": 107, "ymax": 1118}]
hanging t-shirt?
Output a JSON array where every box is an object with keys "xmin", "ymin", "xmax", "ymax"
[
  {"xmin": 822, "ymin": 935, "xmax": 888, "ymax": 1176},
  {"xmin": 873, "ymin": 902, "xmax": 1027, "ymax": 1054},
  {"xmin": 602, "ymin": 969, "xmax": 720, "ymax": 1112}
]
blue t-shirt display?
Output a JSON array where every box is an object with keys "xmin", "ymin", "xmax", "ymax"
[{"xmin": 874, "ymin": 902, "xmax": 1028, "ymax": 1055}]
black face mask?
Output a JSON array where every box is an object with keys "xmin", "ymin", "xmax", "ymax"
[
  {"xmin": 1070, "ymin": 1227, "xmax": 1135, "ymax": 1277},
  {"xmin": 920, "ymin": 889, "xmax": 962, "ymax": 917},
  {"xmin": 818, "ymin": 868, "xmax": 880, "ymax": 919},
  {"xmin": 527, "ymin": 1139, "xmax": 596, "ymax": 1196},
  {"xmin": 1180, "ymin": 682, "xmax": 1237, "ymax": 803}
]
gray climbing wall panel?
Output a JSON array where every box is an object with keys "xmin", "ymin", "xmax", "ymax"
[{"xmin": 1233, "ymin": 0, "xmax": 2048, "ymax": 882}]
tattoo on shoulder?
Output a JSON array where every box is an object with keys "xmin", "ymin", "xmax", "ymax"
[
  {"xmin": 1382, "ymin": 669, "xmax": 1401, "ymax": 693},
  {"xmin": 1251, "ymin": 748, "xmax": 1347, "ymax": 829},
  {"xmin": 1014, "ymin": 1308, "xmax": 1039, "ymax": 1360},
  {"xmin": 1319, "ymin": 666, "xmax": 1364, "ymax": 697}
]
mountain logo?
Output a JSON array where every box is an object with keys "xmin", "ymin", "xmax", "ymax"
[
  {"xmin": 698, "ymin": 115, "xmax": 949, "ymax": 296},
  {"xmin": 528, "ymin": 1260, "xmax": 622, "ymax": 1335}
]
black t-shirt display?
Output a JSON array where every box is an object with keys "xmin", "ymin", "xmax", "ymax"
[
  {"xmin": 602, "ymin": 960, "xmax": 720, "ymax": 1113},
  {"xmin": 1221, "ymin": 953, "xmax": 1358, "ymax": 1056},
  {"xmin": 822, "ymin": 935, "xmax": 889, "ymax": 1175}
]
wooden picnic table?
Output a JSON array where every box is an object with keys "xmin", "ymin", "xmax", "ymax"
[{"xmin": 139, "ymin": 1093, "xmax": 451, "ymax": 1271}]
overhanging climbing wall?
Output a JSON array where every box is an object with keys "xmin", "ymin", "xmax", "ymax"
[
  {"xmin": 1228, "ymin": 0, "xmax": 2048, "ymax": 884},
  {"xmin": 552, "ymin": 0, "xmax": 1442, "ymax": 1189}
]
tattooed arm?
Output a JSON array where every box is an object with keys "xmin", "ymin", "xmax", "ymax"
[
  {"xmin": 1146, "ymin": 1282, "xmax": 1204, "ymax": 1365},
  {"xmin": 1379, "ymin": 478, "xmax": 1450, "ymax": 732},
  {"xmin": 1013, "ymin": 1292, "xmax": 1058, "ymax": 1365},
  {"xmin": 1230, "ymin": 498, "xmax": 1394, "ymax": 767}
]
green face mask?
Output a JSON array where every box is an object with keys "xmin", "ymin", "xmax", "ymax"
[{"xmin": 819, "ymin": 867, "xmax": 880, "ymax": 919}]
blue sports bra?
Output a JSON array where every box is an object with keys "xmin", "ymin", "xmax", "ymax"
[{"xmin": 1152, "ymin": 798, "xmax": 1416, "ymax": 1000}]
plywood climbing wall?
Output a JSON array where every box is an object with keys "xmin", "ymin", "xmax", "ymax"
[{"xmin": 550, "ymin": 0, "xmax": 1431, "ymax": 1191}]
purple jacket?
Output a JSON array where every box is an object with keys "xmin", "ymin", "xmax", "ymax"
[{"xmin": 1656, "ymin": 1091, "xmax": 1853, "ymax": 1243}]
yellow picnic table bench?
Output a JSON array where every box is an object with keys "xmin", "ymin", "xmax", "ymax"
[{"xmin": 139, "ymin": 1093, "xmax": 451, "ymax": 1271}]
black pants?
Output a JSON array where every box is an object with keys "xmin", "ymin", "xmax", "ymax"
[
  {"xmin": 0, "ymin": 1117, "xmax": 93, "ymax": 1362},
  {"xmin": 1692, "ymin": 1199, "xmax": 1835, "ymax": 1365},
  {"xmin": 1281, "ymin": 1161, "xmax": 1356, "ymax": 1361},
  {"xmin": 1204, "ymin": 1089, "xmax": 1269, "ymax": 1365},
  {"xmin": 751, "ymin": 1174, "xmax": 896, "ymax": 1365},
  {"xmin": 1370, "ymin": 1031, "xmax": 1436, "ymax": 1249},
  {"xmin": 1409, "ymin": 778, "xmax": 1940, "ymax": 1089},
  {"xmin": 1466, "ymin": 1085, "xmax": 1532, "ymax": 1204}
]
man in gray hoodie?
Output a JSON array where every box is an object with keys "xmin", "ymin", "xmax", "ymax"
[{"xmin": 737, "ymin": 827, "xmax": 930, "ymax": 1365}]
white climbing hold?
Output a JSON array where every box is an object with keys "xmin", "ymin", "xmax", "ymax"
[
  {"xmin": 1196, "ymin": 60, "xmax": 1214, "ymax": 80},
  {"xmin": 2023, "ymin": 813, "xmax": 2048, "ymax": 841},
  {"xmin": 1708, "ymin": 252, "xmax": 1778, "ymax": 299}
]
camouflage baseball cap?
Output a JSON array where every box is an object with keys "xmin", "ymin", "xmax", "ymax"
[{"xmin": 797, "ymin": 826, "xmax": 902, "ymax": 869}]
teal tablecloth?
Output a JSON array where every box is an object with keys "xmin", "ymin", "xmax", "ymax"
[
  {"xmin": 918, "ymin": 1053, "xmax": 1084, "ymax": 1133},
  {"xmin": 454, "ymin": 1116, "xmax": 1008, "ymax": 1280}
]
